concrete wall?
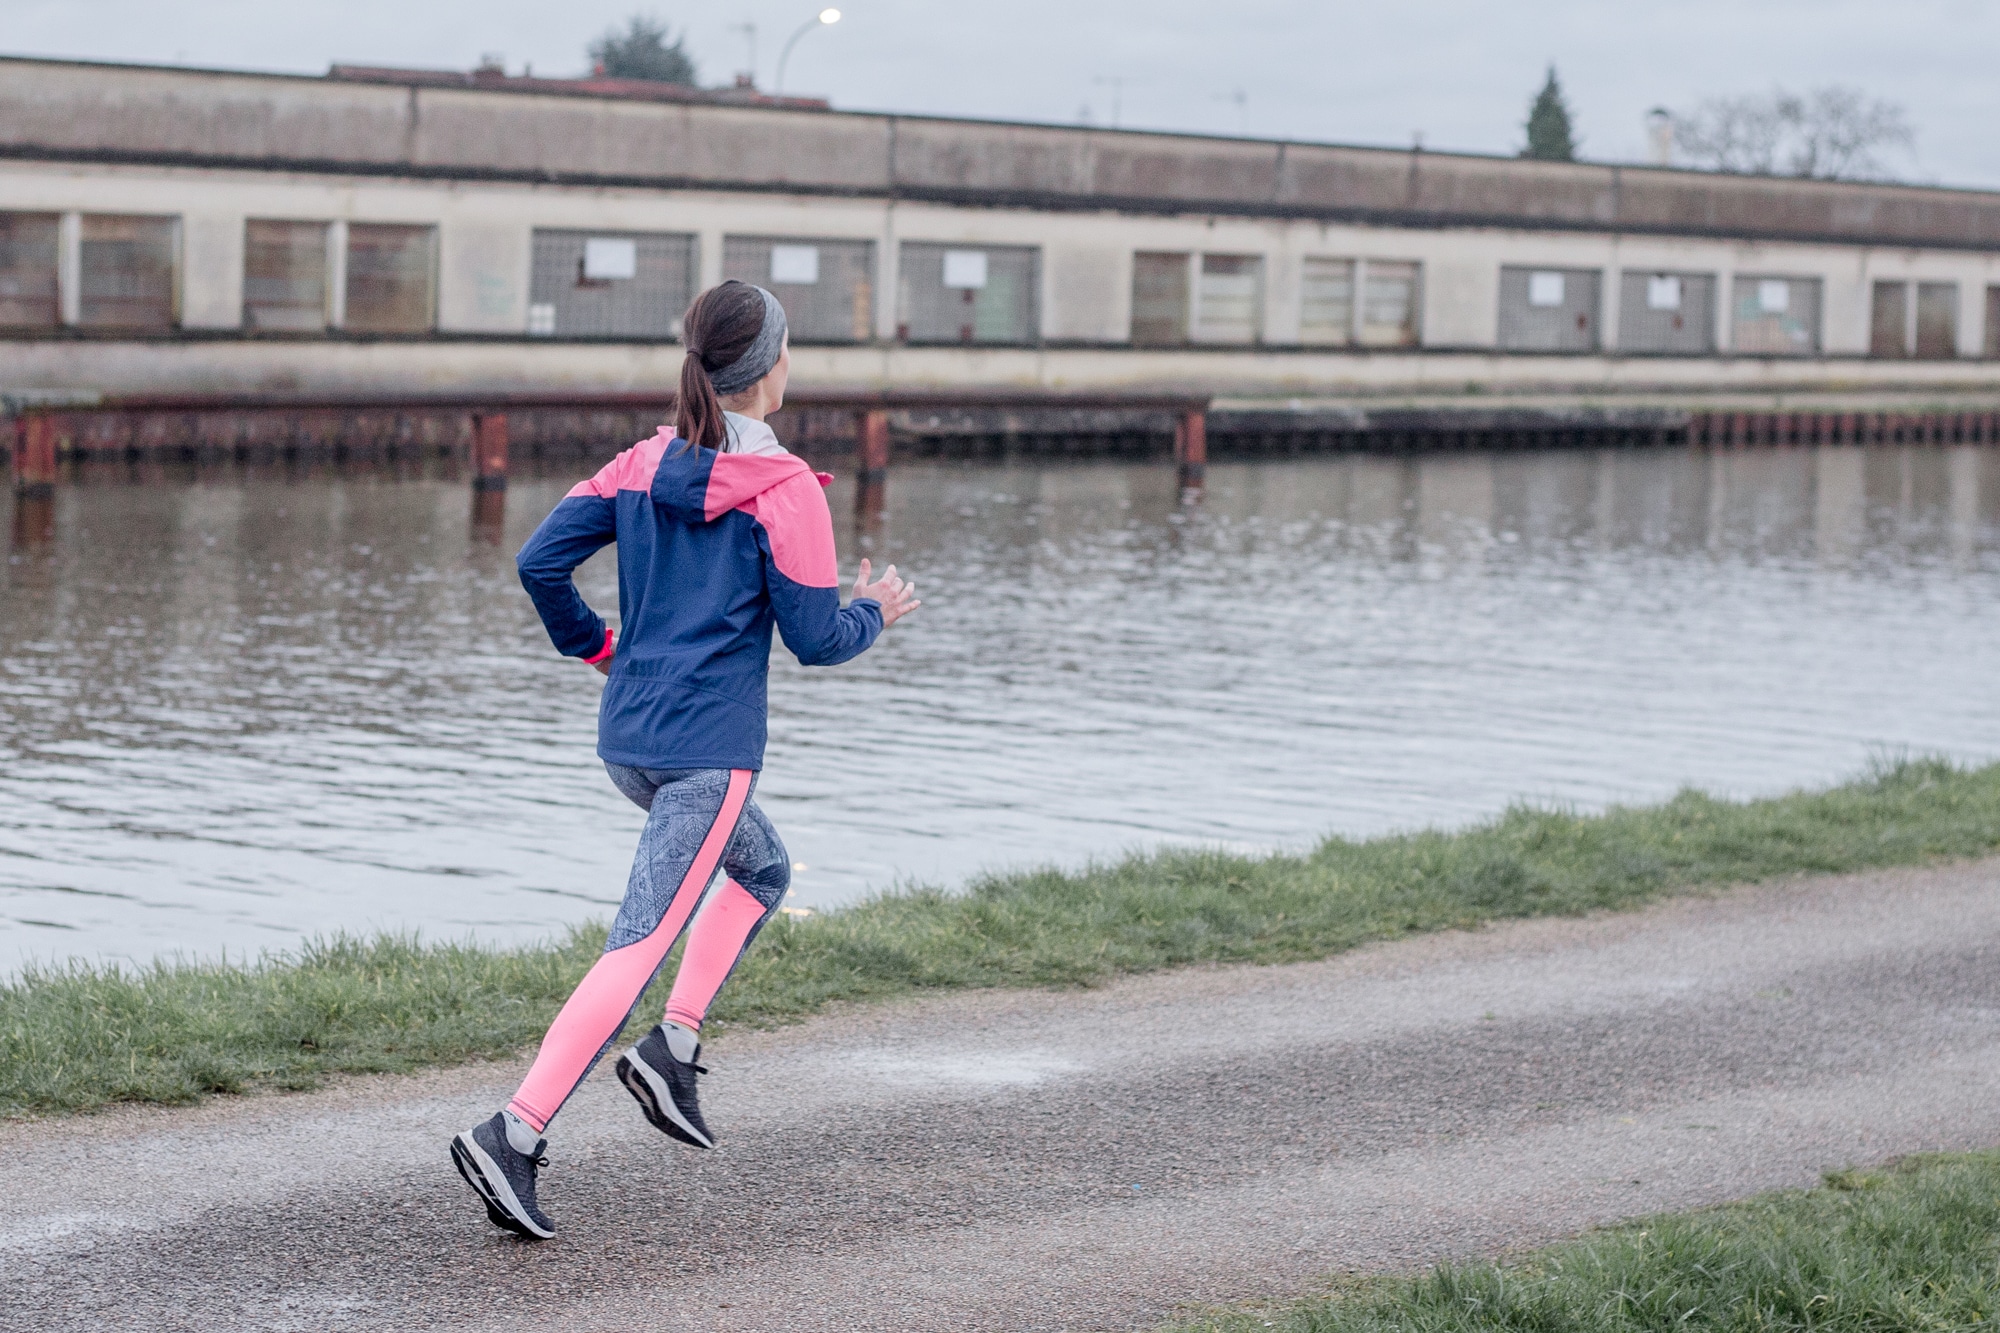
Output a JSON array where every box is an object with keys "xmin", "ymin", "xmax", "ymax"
[
  {"xmin": 6, "ymin": 157, "xmax": 1999, "ymax": 355},
  {"xmin": 3, "ymin": 58, "xmax": 2000, "ymax": 401}
]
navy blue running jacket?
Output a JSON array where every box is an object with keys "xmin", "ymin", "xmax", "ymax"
[{"xmin": 516, "ymin": 429, "xmax": 883, "ymax": 770}]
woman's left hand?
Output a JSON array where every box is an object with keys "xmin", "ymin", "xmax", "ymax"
[{"xmin": 852, "ymin": 559, "xmax": 920, "ymax": 628}]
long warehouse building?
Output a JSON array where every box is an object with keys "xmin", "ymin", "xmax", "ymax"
[{"xmin": 3, "ymin": 53, "xmax": 2000, "ymax": 406}]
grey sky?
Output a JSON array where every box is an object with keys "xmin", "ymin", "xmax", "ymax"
[{"xmin": 10, "ymin": 0, "xmax": 1996, "ymax": 186}]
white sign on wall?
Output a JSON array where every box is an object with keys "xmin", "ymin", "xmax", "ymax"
[
  {"xmin": 942, "ymin": 250, "xmax": 989, "ymax": 289},
  {"xmin": 582, "ymin": 238, "xmax": 638, "ymax": 281},
  {"xmin": 1528, "ymin": 271, "xmax": 1565, "ymax": 307},
  {"xmin": 1646, "ymin": 275, "xmax": 1682, "ymax": 310},
  {"xmin": 770, "ymin": 245, "xmax": 821, "ymax": 285},
  {"xmin": 1758, "ymin": 279, "xmax": 1791, "ymax": 313}
]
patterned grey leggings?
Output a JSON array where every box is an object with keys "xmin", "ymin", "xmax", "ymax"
[
  {"xmin": 601, "ymin": 764, "xmax": 791, "ymax": 948},
  {"xmin": 504, "ymin": 764, "xmax": 791, "ymax": 1132}
]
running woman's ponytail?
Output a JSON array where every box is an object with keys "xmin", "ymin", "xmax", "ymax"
[{"xmin": 675, "ymin": 280, "xmax": 789, "ymax": 452}]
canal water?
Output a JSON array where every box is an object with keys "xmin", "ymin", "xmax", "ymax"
[{"xmin": 4, "ymin": 443, "xmax": 1999, "ymax": 972}]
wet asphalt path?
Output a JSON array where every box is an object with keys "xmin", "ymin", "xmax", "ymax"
[{"xmin": 7, "ymin": 859, "xmax": 2000, "ymax": 1332}]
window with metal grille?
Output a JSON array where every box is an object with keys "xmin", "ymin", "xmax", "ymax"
[
  {"xmin": 1360, "ymin": 260, "xmax": 1420, "ymax": 347},
  {"xmin": 1195, "ymin": 254, "xmax": 1262, "ymax": 344},
  {"xmin": 1730, "ymin": 275, "xmax": 1820, "ymax": 355},
  {"xmin": 1299, "ymin": 258, "xmax": 1354, "ymax": 345},
  {"xmin": 0, "ymin": 212, "xmax": 59, "ymax": 329},
  {"xmin": 1130, "ymin": 251, "xmax": 1190, "ymax": 346},
  {"xmin": 1870, "ymin": 281, "xmax": 1909, "ymax": 358},
  {"xmin": 1617, "ymin": 271, "xmax": 1715, "ymax": 354},
  {"xmin": 528, "ymin": 229, "xmax": 695, "ymax": 338},
  {"xmin": 79, "ymin": 214, "xmax": 177, "ymax": 330},
  {"xmin": 1497, "ymin": 266, "xmax": 1600, "ymax": 351},
  {"xmin": 896, "ymin": 243, "xmax": 1039, "ymax": 345},
  {"xmin": 345, "ymin": 224, "xmax": 436, "ymax": 334},
  {"xmin": 1915, "ymin": 282, "xmax": 1958, "ymax": 359},
  {"xmin": 722, "ymin": 236, "xmax": 873, "ymax": 342},
  {"xmin": 244, "ymin": 219, "xmax": 329, "ymax": 332}
]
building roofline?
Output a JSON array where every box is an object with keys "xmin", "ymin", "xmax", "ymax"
[
  {"xmin": 321, "ymin": 62, "xmax": 830, "ymax": 110},
  {"xmin": 0, "ymin": 50, "xmax": 1988, "ymax": 202},
  {"xmin": 4, "ymin": 51, "xmax": 2000, "ymax": 253}
]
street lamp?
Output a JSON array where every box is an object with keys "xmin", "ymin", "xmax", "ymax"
[{"xmin": 774, "ymin": 8, "xmax": 840, "ymax": 97}]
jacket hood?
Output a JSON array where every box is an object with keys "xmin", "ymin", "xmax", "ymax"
[{"xmin": 645, "ymin": 429, "xmax": 830, "ymax": 523}]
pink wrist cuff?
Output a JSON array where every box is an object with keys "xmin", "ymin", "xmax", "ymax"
[{"xmin": 583, "ymin": 628, "xmax": 616, "ymax": 665}]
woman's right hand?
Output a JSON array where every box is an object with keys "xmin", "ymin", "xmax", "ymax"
[{"xmin": 851, "ymin": 558, "xmax": 920, "ymax": 628}]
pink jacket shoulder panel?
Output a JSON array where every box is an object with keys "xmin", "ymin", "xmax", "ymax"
[
  {"xmin": 741, "ymin": 471, "xmax": 840, "ymax": 589},
  {"xmin": 703, "ymin": 453, "xmax": 840, "ymax": 589},
  {"xmin": 566, "ymin": 431, "xmax": 671, "ymax": 499},
  {"xmin": 701, "ymin": 452, "xmax": 811, "ymax": 517}
]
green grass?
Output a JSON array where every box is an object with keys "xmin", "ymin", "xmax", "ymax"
[
  {"xmin": 5, "ymin": 755, "xmax": 2000, "ymax": 1118},
  {"xmin": 1163, "ymin": 1150, "xmax": 2000, "ymax": 1332}
]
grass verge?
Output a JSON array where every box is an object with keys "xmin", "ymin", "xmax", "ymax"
[
  {"xmin": 1163, "ymin": 1150, "xmax": 2000, "ymax": 1332},
  {"xmin": 5, "ymin": 756, "xmax": 1999, "ymax": 1118}
]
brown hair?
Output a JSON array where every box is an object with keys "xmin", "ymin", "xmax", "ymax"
[{"xmin": 675, "ymin": 280, "xmax": 769, "ymax": 452}]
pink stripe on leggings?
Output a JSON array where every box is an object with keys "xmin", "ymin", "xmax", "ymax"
[
  {"xmin": 664, "ymin": 878, "xmax": 770, "ymax": 1030},
  {"xmin": 507, "ymin": 769, "xmax": 751, "ymax": 1131}
]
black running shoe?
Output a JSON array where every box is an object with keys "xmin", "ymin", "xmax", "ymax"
[
  {"xmin": 450, "ymin": 1113, "xmax": 556, "ymax": 1239},
  {"xmin": 616, "ymin": 1025, "xmax": 714, "ymax": 1148}
]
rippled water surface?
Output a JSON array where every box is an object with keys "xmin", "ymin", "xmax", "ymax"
[{"xmin": 5, "ymin": 443, "xmax": 1999, "ymax": 970}]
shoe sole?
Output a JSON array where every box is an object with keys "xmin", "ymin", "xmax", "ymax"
[
  {"xmin": 616, "ymin": 1049, "xmax": 714, "ymax": 1149},
  {"xmin": 449, "ymin": 1132, "xmax": 556, "ymax": 1240}
]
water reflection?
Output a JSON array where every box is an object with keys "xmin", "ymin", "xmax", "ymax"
[{"xmin": 3, "ymin": 444, "xmax": 1998, "ymax": 970}]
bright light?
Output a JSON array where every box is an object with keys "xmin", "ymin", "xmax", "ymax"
[{"xmin": 819, "ymin": 8, "xmax": 841, "ymax": 22}]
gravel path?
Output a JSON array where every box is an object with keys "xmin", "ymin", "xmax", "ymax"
[{"xmin": 8, "ymin": 859, "xmax": 2000, "ymax": 1332}]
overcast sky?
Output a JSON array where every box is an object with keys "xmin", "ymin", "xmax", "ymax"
[{"xmin": 9, "ymin": 0, "xmax": 1997, "ymax": 187}]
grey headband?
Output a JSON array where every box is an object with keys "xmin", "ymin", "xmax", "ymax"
[{"xmin": 705, "ymin": 285, "xmax": 788, "ymax": 396}]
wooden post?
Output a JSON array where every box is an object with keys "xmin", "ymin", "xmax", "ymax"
[
  {"xmin": 471, "ymin": 412, "xmax": 508, "ymax": 492},
  {"xmin": 1174, "ymin": 406, "xmax": 1207, "ymax": 490},
  {"xmin": 12, "ymin": 413, "xmax": 57, "ymax": 498},
  {"xmin": 855, "ymin": 409, "xmax": 890, "ymax": 483}
]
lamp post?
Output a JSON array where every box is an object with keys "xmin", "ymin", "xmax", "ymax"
[{"xmin": 774, "ymin": 8, "xmax": 840, "ymax": 97}]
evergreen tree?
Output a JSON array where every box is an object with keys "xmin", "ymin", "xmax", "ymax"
[
  {"xmin": 589, "ymin": 15, "xmax": 698, "ymax": 86},
  {"xmin": 1522, "ymin": 66, "xmax": 1578, "ymax": 161}
]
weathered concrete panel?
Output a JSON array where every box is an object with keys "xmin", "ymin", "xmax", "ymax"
[
  {"xmin": 178, "ymin": 211, "xmax": 242, "ymax": 328},
  {"xmin": 439, "ymin": 219, "xmax": 528, "ymax": 332},
  {"xmin": 0, "ymin": 61, "xmax": 416, "ymax": 165},
  {"xmin": 406, "ymin": 94, "xmax": 891, "ymax": 190},
  {"xmin": 889, "ymin": 120, "xmax": 1101, "ymax": 196}
]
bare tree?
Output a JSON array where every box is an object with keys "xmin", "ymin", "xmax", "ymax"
[
  {"xmin": 1674, "ymin": 86, "xmax": 1913, "ymax": 180},
  {"xmin": 1784, "ymin": 87, "xmax": 1915, "ymax": 180},
  {"xmin": 1673, "ymin": 94, "xmax": 1788, "ymax": 173}
]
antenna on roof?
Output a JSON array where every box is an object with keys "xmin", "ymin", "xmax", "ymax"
[
  {"xmin": 731, "ymin": 22, "xmax": 758, "ymax": 88},
  {"xmin": 1092, "ymin": 76, "xmax": 1126, "ymax": 129}
]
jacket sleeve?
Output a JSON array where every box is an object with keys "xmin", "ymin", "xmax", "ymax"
[
  {"xmin": 755, "ymin": 476, "xmax": 883, "ymax": 666},
  {"xmin": 769, "ymin": 576, "xmax": 883, "ymax": 666},
  {"xmin": 515, "ymin": 493, "xmax": 617, "ymax": 659}
]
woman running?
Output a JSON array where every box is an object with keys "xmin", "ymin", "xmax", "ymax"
[{"xmin": 451, "ymin": 280, "xmax": 918, "ymax": 1239}]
